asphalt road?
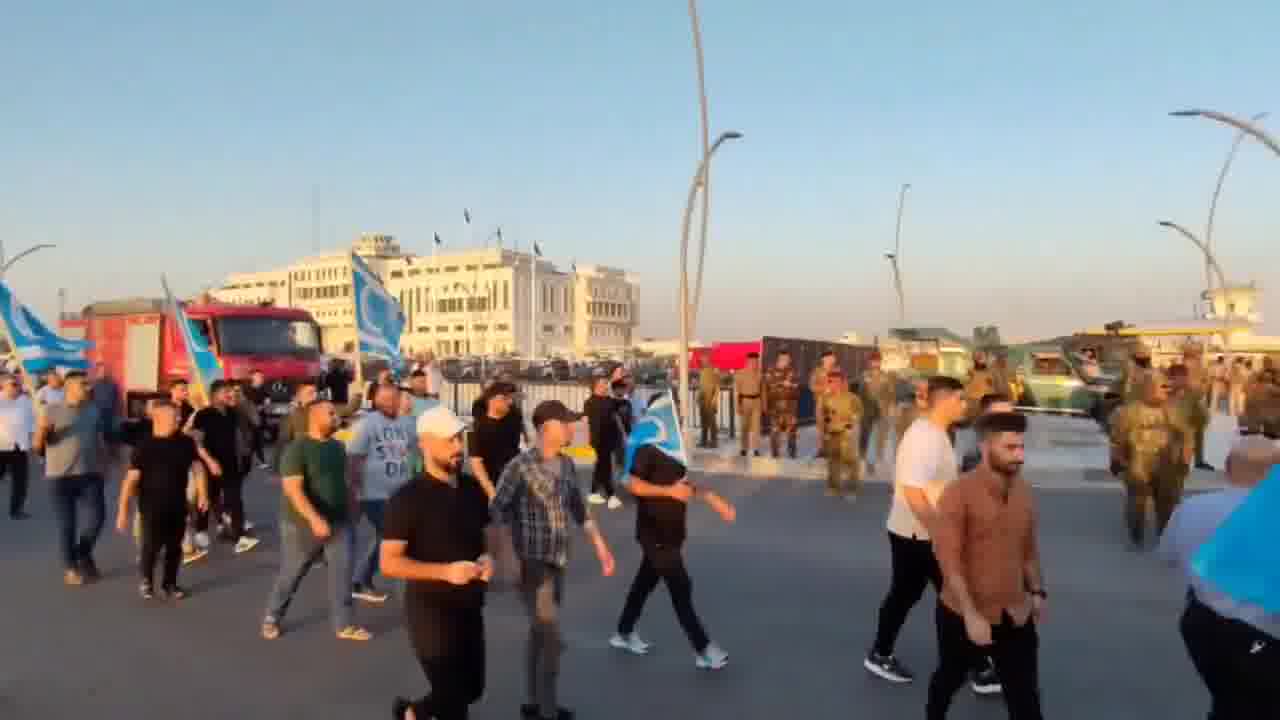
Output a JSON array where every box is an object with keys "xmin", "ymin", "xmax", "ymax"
[{"xmin": 0, "ymin": 466, "xmax": 1205, "ymax": 720}]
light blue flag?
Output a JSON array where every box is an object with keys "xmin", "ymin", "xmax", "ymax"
[
  {"xmin": 351, "ymin": 253, "xmax": 406, "ymax": 365},
  {"xmin": 1191, "ymin": 465, "xmax": 1280, "ymax": 613},
  {"xmin": 0, "ymin": 280, "xmax": 91, "ymax": 374},
  {"xmin": 162, "ymin": 277, "xmax": 223, "ymax": 395},
  {"xmin": 620, "ymin": 391, "xmax": 688, "ymax": 480}
]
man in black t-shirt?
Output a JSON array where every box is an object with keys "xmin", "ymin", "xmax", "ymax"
[
  {"xmin": 610, "ymin": 443, "xmax": 736, "ymax": 670},
  {"xmin": 467, "ymin": 382, "xmax": 521, "ymax": 500},
  {"xmin": 383, "ymin": 406, "xmax": 493, "ymax": 720},
  {"xmin": 115, "ymin": 401, "xmax": 208, "ymax": 599},
  {"xmin": 189, "ymin": 380, "xmax": 259, "ymax": 555},
  {"xmin": 584, "ymin": 376, "xmax": 622, "ymax": 507}
]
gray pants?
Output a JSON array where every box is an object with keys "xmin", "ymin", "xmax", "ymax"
[
  {"xmin": 264, "ymin": 521, "xmax": 354, "ymax": 633},
  {"xmin": 520, "ymin": 559, "xmax": 565, "ymax": 718}
]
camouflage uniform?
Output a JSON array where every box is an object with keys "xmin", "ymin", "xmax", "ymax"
[
  {"xmin": 763, "ymin": 366, "xmax": 801, "ymax": 459},
  {"xmin": 1240, "ymin": 369, "xmax": 1280, "ymax": 439},
  {"xmin": 809, "ymin": 365, "xmax": 836, "ymax": 438},
  {"xmin": 1109, "ymin": 382, "xmax": 1193, "ymax": 545},
  {"xmin": 698, "ymin": 365, "xmax": 721, "ymax": 448},
  {"xmin": 1172, "ymin": 385, "xmax": 1210, "ymax": 475},
  {"xmin": 1115, "ymin": 356, "xmax": 1153, "ymax": 405},
  {"xmin": 964, "ymin": 366, "xmax": 996, "ymax": 422},
  {"xmin": 860, "ymin": 368, "xmax": 899, "ymax": 468},
  {"xmin": 818, "ymin": 387, "xmax": 864, "ymax": 496}
]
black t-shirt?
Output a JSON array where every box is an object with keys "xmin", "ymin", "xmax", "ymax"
[
  {"xmin": 632, "ymin": 445, "xmax": 689, "ymax": 546},
  {"xmin": 585, "ymin": 394, "xmax": 621, "ymax": 449},
  {"xmin": 468, "ymin": 412, "xmax": 522, "ymax": 483},
  {"xmin": 176, "ymin": 401, "xmax": 196, "ymax": 429},
  {"xmin": 383, "ymin": 472, "xmax": 490, "ymax": 614},
  {"xmin": 130, "ymin": 434, "xmax": 199, "ymax": 514},
  {"xmin": 191, "ymin": 406, "xmax": 239, "ymax": 470}
]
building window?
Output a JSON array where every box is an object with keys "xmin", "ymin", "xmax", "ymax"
[
  {"xmin": 504, "ymin": 280, "xmax": 510, "ymax": 309},
  {"xmin": 391, "ymin": 270, "xmax": 403, "ymax": 279},
  {"xmin": 436, "ymin": 325, "xmax": 450, "ymax": 332},
  {"xmin": 454, "ymin": 325, "xmax": 465, "ymax": 331},
  {"xmin": 444, "ymin": 266, "xmax": 459, "ymax": 272},
  {"xmin": 496, "ymin": 323, "xmax": 509, "ymax": 331},
  {"xmin": 543, "ymin": 324, "xmax": 554, "ymax": 333}
]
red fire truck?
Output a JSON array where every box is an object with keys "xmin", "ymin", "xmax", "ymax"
[{"xmin": 62, "ymin": 298, "xmax": 324, "ymax": 420}]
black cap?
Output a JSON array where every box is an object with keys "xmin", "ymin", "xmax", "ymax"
[{"xmin": 532, "ymin": 400, "xmax": 583, "ymax": 428}]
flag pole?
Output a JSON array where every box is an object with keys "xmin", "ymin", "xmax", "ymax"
[
  {"xmin": 350, "ymin": 253, "xmax": 364, "ymax": 393},
  {"xmin": 530, "ymin": 247, "xmax": 537, "ymax": 360}
]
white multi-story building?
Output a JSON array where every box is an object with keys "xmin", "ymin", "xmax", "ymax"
[{"xmin": 213, "ymin": 232, "xmax": 640, "ymax": 358}]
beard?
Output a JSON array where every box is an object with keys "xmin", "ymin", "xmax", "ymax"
[
  {"xmin": 1134, "ymin": 358, "xmax": 1152, "ymax": 369},
  {"xmin": 435, "ymin": 451, "xmax": 463, "ymax": 474},
  {"xmin": 990, "ymin": 457, "xmax": 1023, "ymax": 477}
]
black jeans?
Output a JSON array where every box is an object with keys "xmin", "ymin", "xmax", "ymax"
[
  {"xmin": 139, "ymin": 506, "xmax": 186, "ymax": 588},
  {"xmin": 872, "ymin": 532, "xmax": 942, "ymax": 656},
  {"xmin": 591, "ymin": 445, "xmax": 615, "ymax": 498},
  {"xmin": 927, "ymin": 604, "xmax": 1042, "ymax": 719},
  {"xmin": 49, "ymin": 474, "xmax": 106, "ymax": 571},
  {"xmin": 1181, "ymin": 593, "xmax": 1280, "ymax": 720},
  {"xmin": 0, "ymin": 449, "xmax": 29, "ymax": 516},
  {"xmin": 617, "ymin": 542, "xmax": 710, "ymax": 654},
  {"xmin": 409, "ymin": 606, "xmax": 486, "ymax": 720},
  {"xmin": 251, "ymin": 425, "xmax": 267, "ymax": 465},
  {"xmin": 195, "ymin": 467, "xmax": 246, "ymax": 540}
]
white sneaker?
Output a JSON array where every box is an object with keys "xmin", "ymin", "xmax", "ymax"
[
  {"xmin": 243, "ymin": 519, "xmax": 256, "ymax": 532},
  {"xmin": 234, "ymin": 537, "xmax": 260, "ymax": 554},
  {"xmin": 607, "ymin": 496, "xmax": 623, "ymax": 510},
  {"xmin": 609, "ymin": 632, "xmax": 652, "ymax": 655},
  {"xmin": 695, "ymin": 642, "xmax": 728, "ymax": 670},
  {"xmin": 194, "ymin": 531, "xmax": 211, "ymax": 550},
  {"xmin": 587, "ymin": 493, "xmax": 607, "ymax": 505}
]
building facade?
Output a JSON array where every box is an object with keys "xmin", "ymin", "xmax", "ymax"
[{"xmin": 212, "ymin": 233, "xmax": 640, "ymax": 358}]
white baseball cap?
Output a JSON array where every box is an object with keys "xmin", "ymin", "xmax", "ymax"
[{"xmin": 416, "ymin": 405, "xmax": 467, "ymax": 438}]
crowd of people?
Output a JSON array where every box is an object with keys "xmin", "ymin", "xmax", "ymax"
[{"xmin": 2, "ymin": 344, "xmax": 1276, "ymax": 719}]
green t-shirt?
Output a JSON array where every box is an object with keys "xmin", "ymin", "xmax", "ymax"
[{"xmin": 279, "ymin": 436, "xmax": 350, "ymax": 526}]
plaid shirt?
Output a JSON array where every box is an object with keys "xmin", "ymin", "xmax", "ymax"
[{"xmin": 490, "ymin": 448, "xmax": 588, "ymax": 568}]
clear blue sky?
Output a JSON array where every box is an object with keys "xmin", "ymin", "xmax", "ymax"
[{"xmin": 5, "ymin": 0, "xmax": 1279, "ymax": 342}]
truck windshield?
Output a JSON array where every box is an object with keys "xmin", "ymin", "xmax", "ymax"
[{"xmin": 215, "ymin": 316, "xmax": 322, "ymax": 358}]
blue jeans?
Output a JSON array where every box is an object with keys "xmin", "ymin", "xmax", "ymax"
[
  {"xmin": 49, "ymin": 474, "xmax": 106, "ymax": 571},
  {"xmin": 264, "ymin": 520, "xmax": 354, "ymax": 633},
  {"xmin": 349, "ymin": 499, "xmax": 387, "ymax": 589}
]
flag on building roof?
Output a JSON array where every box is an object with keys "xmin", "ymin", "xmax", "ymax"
[
  {"xmin": 534, "ymin": 242, "xmax": 543, "ymax": 257},
  {"xmin": 162, "ymin": 276, "xmax": 223, "ymax": 395},
  {"xmin": 0, "ymin": 280, "xmax": 91, "ymax": 374},
  {"xmin": 620, "ymin": 391, "xmax": 687, "ymax": 481},
  {"xmin": 351, "ymin": 252, "xmax": 406, "ymax": 364},
  {"xmin": 434, "ymin": 232, "xmax": 443, "ymax": 247},
  {"xmin": 463, "ymin": 209, "xmax": 471, "ymax": 224}
]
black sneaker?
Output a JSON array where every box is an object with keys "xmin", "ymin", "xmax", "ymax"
[
  {"xmin": 971, "ymin": 664, "xmax": 1002, "ymax": 695},
  {"xmin": 161, "ymin": 585, "xmax": 188, "ymax": 601},
  {"xmin": 139, "ymin": 581, "xmax": 154, "ymax": 600},
  {"xmin": 9, "ymin": 511, "xmax": 30, "ymax": 520},
  {"xmin": 521, "ymin": 706, "xmax": 574, "ymax": 720},
  {"xmin": 863, "ymin": 652, "xmax": 914, "ymax": 683},
  {"xmin": 1195, "ymin": 462, "xmax": 1215, "ymax": 471},
  {"xmin": 352, "ymin": 583, "xmax": 390, "ymax": 604},
  {"xmin": 79, "ymin": 555, "xmax": 101, "ymax": 583}
]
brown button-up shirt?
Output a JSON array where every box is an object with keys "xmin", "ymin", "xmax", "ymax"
[{"xmin": 933, "ymin": 467, "xmax": 1039, "ymax": 625}]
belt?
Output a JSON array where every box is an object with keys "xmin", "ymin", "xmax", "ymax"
[{"xmin": 739, "ymin": 394, "xmax": 760, "ymax": 399}]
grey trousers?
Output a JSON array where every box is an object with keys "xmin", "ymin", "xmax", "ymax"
[{"xmin": 520, "ymin": 559, "xmax": 566, "ymax": 718}]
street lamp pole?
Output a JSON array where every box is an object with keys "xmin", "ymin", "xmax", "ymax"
[
  {"xmin": 1158, "ymin": 221, "xmax": 1232, "ymax": 361},
  {"xmin": 1171, "ymin": 109, "xmax": 1280, "ymax": 158},
  {"xmin": 1203, "ymin": 112, "xmax": 1269, "ymax": 299},
  {"xmin": 887, "ymin": 183, "xmax": 911, "ymax": 325},
  {"xmin": 0, "ymin": 243, "xmax": 56, "ymax": 278},
  {"xmin": 688, "ymin": 0, "xmax": 713, "ymax": 328},
  {"xmin": 678, "ymin": 130, "xmax": 742, "ymax": 442}
]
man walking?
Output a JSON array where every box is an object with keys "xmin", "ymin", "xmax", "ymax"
[
  {"xmin": 34, "ymin": 371, "xmax": 107, "ymax": 586},
  {"xmin": 1159, "ymin": 436, "xmax": 1280, "ymax": 719},
  {"xmin": 490, "ymin": 400, "xmax": 616, "ymax": 720},
  {"xmin": 927, "ymin": 411, "xmax": 1045, "ymax": 719},
  {"xmin": 610, "ymin": 430, "xmax": 735, "ymax": 669},
  {"xmin": 818, "ymin": 370, "xmax": 863, "ymax": 500},
  {"xmin": 383, "ymin": 405, "xmax": 494, "ymax": 720},
  {"xmin": 261, "ymin": 399, "xmax": 371, "ymax": 642},
  {"xmin": 584, "ymin": 376, "xmax": 623, "ymax": 508},
  {"xmin": 762, "ymin": 350, "xmax": 800, "ymax": 459},
  {"xmin": 860, "ymin": 353, "xmax": 899, "ymax": 475},
  {"xmin": 115, "ymin": 401, "xmax": 209, "ymax": 600},
  {"xmin": 0, "ymin": 374, "xmax": 35, "ymax": 520},
  {"xmin": 1109, "ymin": 373, "xmax": 1193, "ymax": 547},
  {"xmin": 864, "ymin": 377, "xmax": 973, "ymax": 684},
  {"xmin": 189, "ymin": 380, "xmax": 258, "ymax": 555},
  {"xmin": 697, "ymin": 355, "xmax": 721, "ymax": 449},
  {"xmin": 348, "ymin": 384, "xmax": 412, "ymax": 604},
  {"xmin": 735, "ymin": 353, "xmax": 763, "ymax": 458},
  {"xmin": 468, "ymin": 381, "xmax": 521, "ymax": 500}
]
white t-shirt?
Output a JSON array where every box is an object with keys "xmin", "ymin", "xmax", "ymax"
[
  {"xmin": 347, "ymin": 411, "xmax": 412, "ymax": 501},
  {"xmin": 35, "ymin": 386, "xmax": 64, "ymax": 410},
  {"xmin": 886, "ymin": 417, "xmax": 958, "ymax": 541}
]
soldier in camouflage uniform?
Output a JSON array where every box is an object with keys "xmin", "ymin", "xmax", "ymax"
[
  {"xmin": 964, "ymin": 352, "xmax": 996, "ymax": 422},
  {"xmin": 859, "ymin": 353, "xmax": 898, "ymax": 475},
  {"xmin": 1108, "ymin": 372, "xmax": 1194, "ymax": 548},
  {"xmin": 1168, "ymin": 363, "xmax": 1210, "ymax": 492},
  {"xmin": 697, "ymin": 358, "xmax": 721, "ymax": 449},
  {"xmin": 809, "ymin": 351, "xmax": 839, "ymax": 455},
  {"xmin": 817, "ymin": 369, "xmax": 863, "ymax": 499},
  {"xmin": 1114, "ymin": 346, "xmax": 1154, "ymax": 405},
  {"xmin": 1239, "ymin": 366, "xmax": 1280, "ymax": 439},
  {"xmin": 1179, "ymin": 346, "xmax": 1214, "ymax": 470},
  {"xmin": 762, "ymin": 350, "xmax": 801, "ymax": 459}
]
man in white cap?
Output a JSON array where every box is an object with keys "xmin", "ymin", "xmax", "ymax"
[
  {"xmin": 384, "ymin": 405, "xmax": 494, "ymax": 720},
  {"xmin": 491, "ymin": 399, "xmax": 616, "ymax": 720}
]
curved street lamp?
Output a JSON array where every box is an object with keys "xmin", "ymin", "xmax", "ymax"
[
  {"xmin": 0, "ymin": 242, "xmax": 56, "ymax": 277},
  {"xmin": 688, "ymin": 0, "xmax": 713, "ymax": 328},
  {"xmin": 678, "ymin": 130, "xmax": 743, "ymax": 441},
  {"xmin": 1157, "ymin": 220, "xmax": 1232, "ymax": 361},
  {"xmin": 886, "ymin": 183, "xmax": 911, "ymax": 325},
  {"xmin": 1203, "ymin": 112, "xmax": 1269, "ymax": 295},
  {"xmin": 1171, "ymin": 109, "xmax": 1280, "ymax": 158}
]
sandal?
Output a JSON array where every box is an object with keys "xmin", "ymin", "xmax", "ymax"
[
  {"xmin": 261, "ymin": 620, "xmax": 281, "ymax": 640},
  {"xmin": 337, "ymin": 625, "xmax": 372, "ymax": 642}
]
